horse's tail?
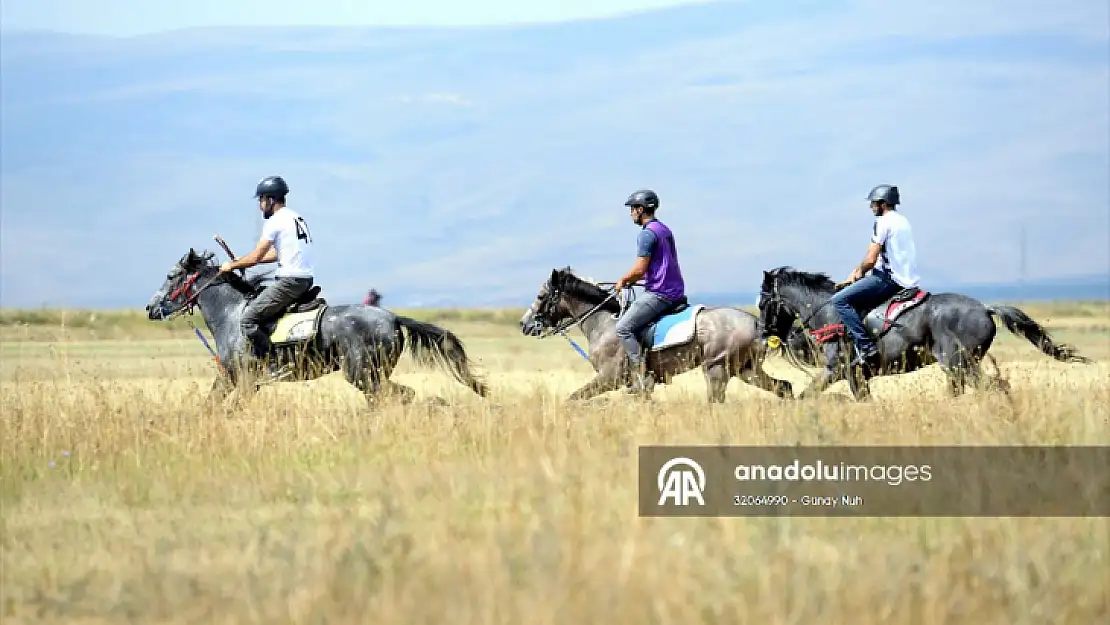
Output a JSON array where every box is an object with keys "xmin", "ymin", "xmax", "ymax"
[
  {"xmin": 396, "ymin": 315, "xmax": 489, "ymax": 396},
  {"xmin": 987, "ymin": 305, "xmax": 1091, "ymax": 364}
]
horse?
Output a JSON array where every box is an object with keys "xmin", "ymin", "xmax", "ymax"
[
  {"xmin": 756, "ymin": 265, "xmax": 1092, "ymax": 400},
  {"xmin": 145, "ymin": 248, "xmax": 488, "ymax": 407},
  {"xmin": 518, "ymin": 266, "xmax": 793, "ymax": 403}
]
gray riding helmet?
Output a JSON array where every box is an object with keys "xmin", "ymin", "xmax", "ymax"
[
  {"xmin": 867, "ymin": 184, "xmax": 900, "ymax": 205},
  {"xmin": 624, "ymin": 189, "xmax": 660, "ymax": 210}
]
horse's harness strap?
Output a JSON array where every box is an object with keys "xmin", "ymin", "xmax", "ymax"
[
  {"xmin": 771, "ymin": 281, "xmax": 835, "ymax": 330},
  {"xmin": 764, "ymin": 282, "xmax": 826, "ymax": 381},
  {"xmin": 165, "ymin": 270, "xmax": 221, "ymax": 320},
  {"xmin": 541, "ymin": 288, "xmax": 619, "ymax": 339}
]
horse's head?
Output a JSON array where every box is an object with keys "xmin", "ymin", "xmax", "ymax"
[
  {"xmin": 519, "ymin": 267, "xmax": 574, "ymax": 336},
  {"xmin": 520, "ymin": 266, "xmax": 620, "ymax": 337},
  {"xmin": 145, "ymin": 248, "xmax": 218, "ymax": 320},
  {"xmin": 757, "ymin": 266, "xmax": 837, "ymax": 346},
  {"xmin": 758, "ymin": 269, "xmax": 790, "ymax": 344}
]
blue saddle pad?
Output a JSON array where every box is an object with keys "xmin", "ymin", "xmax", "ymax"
[{"xmin": 648, "ymin": 305, "xmax": 705, "ymax": 351}]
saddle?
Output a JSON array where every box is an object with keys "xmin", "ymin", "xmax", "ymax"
[
  {"xmin": 809, "ymin": 285, "xmax": 930, "ymax": 346},
  {"xmin": 245, "ymin": 278, "xmax": 328, "ymax": 314},
  {"xmin": 862, "ymin": 286, "xmax": 929, "ymax": 336},
  {"xmin": 888, "ymin": 287, "xmax": 922, "ymax": 304},
  {"xmin": 621, "ymin": 295, "xmax": 687, "ymax": 331},
  {"xmin": 633, "ymin": 295, "xmax": 697, "ymax": 351},
  {"xmin": 285, "ymin": 285, "xmax": 327, "ymax": 313},
  {"xmin": 256, "ymin": 284, "xmax": 330, "ymax": 348},
  {"xmin": 668, "ymin": 295, "xmax": 690, "ymax": 315}
]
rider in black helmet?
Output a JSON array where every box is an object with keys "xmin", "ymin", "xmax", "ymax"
[
  {"xmin": 253, "ymin": 176, "xmax": 289, "ymax": 217},
  {"xmin": 613, "ymin": 188, "xmax": 687, "ymax": 393},
  {"xmin": 218, "ymin": 175, "xmax": 317, "ymax": 380},
  {"xmin": 830, "ymin": 183, "xmax": 920, "ymax": 372}
]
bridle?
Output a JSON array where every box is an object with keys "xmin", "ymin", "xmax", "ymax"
[
  {"xmin": 758, "ymin": 277, "xmax": 842, "ymax": 338},
  {"xmin": 530, "ymin": 276, "xmax": 631, "ymax": 361},
  {"xmin": 159, "ymin": 266, "xmax": 222, "ymax": 320},
  {"xmin": 533, "ymin": 280, "xmax": 620, "ymax": 338},
  {"xmin": 758, "ymin": 278, "xmax": 840, "ymax": 378}
]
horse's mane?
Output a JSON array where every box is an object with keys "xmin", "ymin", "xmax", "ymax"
[
  {"xmin": 554, "ymin": 266, "xmax": 621, "ymax": 314},
  {"xmin": 766, "ymin": 265, "xmax": 837, "ymax": 295}
]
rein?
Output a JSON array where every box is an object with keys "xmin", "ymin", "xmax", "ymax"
[
  {"xmin": 761, "ymin": 280, "xmax": 841, "ymax": 380},
  {"xmin": 770, "ymin": 279, "xmax": 840, "ymax": 330},
  {"xmin": 161, "ymin": 267, "xmax": 230, "ymax": 375},
  {"xmin": 537, "ymin": 281, "xmax": 637, "ymax": 362},
  {"xmin": 164, "ymin": 269, "xmax": 223, "ymax": 320}
]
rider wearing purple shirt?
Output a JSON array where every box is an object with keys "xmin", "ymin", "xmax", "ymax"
[{"xmin": 614, "ymin": 189, "xmax": 687, "ymax": 393}]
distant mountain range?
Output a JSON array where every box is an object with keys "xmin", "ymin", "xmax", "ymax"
[
  {"xmin": 692, "ymin": 273, "xmax": 1110, "ymax": 309},
  {"xmin": 1, "ymin": 0, "xmax": 1107, "ymax": 309},
  {"xmin": 339, "ymin": 272, "xmax": 1110, "ymax": 308}
]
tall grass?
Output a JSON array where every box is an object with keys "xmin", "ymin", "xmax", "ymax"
[{"xmin": 1, "ymin": 307, "xmax": 1107, "ymax": 624}]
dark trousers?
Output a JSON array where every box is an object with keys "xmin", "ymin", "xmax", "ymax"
[
  {"xmin": 830, "ymin": 270, "xmax": 901, "ymax": 357},
  {"xmin": 241, "ymin": 277, "xmax": 313, "ymax": 359}
]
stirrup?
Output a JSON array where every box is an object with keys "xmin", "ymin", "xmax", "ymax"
[
  {"xmin": 255, "ymin": 362, "xmax": 293, "ymax": 384},
  {"xmin": 626, "ymin": 369, "xmax": 654, "ymax": 394},
  {"xmin": 850, "ymin": 347, "xmax": 879, "ymax": 370},
  {"xmin": 270, "ymin": 363, "xmax": 294, "ymax": 379}
]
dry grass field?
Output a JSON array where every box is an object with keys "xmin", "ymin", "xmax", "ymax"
[{"xmin": 2, "ymin": 302, "xmax": 1108, "ymax": 624}]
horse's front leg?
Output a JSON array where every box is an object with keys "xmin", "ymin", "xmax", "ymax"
[
  {"xmin": 567, "ymin": 370, "xmax": 624, "ymax": 401},
  {"xmin": 798, "ymin": 369, "xmax": 835, "ymax": 399},
  {"xmin": 798, "ymin": 343, "xmax": 841, "ymax": 400},
  {"xmin": 204, "ymin": 374, "xmax": 234, "ymax": 407}
]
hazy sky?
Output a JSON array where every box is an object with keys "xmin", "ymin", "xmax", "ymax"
[
  {"xmin": 2, "ymin": 0, "xmax": 1107, "ymax": 307},
  {"xmin": 1, "ymin": 0, "xmax": 713, "ymax": 36}
]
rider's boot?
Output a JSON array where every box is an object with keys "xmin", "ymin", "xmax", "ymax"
[
  {"xmin": 850, "ymin": 343, "xmax": 881, "ymax": 376},
  {"xmin": 248, "ymin": 336, "xmax": 292, "ymax": 384},
  {"xmin": 626, "ymin": 359, "xmax": 655, "ymax": 396},
  {"xmin": 265, "ymin": 360, "xmax": 293, "ymax": 382}
]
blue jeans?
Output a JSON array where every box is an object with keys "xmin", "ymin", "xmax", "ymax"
[
  {"xmin": 615, "ymin": 291, "xmax": 676, "ymax": 367},
  {"xmin": 830, "ymin": 271, "xmax": 901, "ymax": 357}
]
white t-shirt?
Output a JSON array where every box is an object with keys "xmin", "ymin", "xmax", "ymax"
[
  {"xmin": 871, "ymin": 210, "xmax": 919, "ymax": 288},
  {"xmin": 260, "ymin": 207, "xmax": 315, "ymax": 279}
]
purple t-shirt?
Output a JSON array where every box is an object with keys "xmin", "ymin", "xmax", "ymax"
[{"xmin": 637, "ymin": 219, "xmax": 685, "ymax": 301}]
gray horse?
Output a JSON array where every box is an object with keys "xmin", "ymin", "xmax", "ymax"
[
  {"xmin": 145, "ymin": 248, "xmax": 488, "ymax": 406},
  {"xmin": 518, "ymin": 267, "xmax": 792, "ymax": 403},
  {"xmin": 757, "ymin": 266, "xmax": 1091, "ymax": 400}
]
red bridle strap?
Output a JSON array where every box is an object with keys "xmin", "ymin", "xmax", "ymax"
[{"xmin": 168, "ymin": 272, "xmax": 202, "ymax": 307}]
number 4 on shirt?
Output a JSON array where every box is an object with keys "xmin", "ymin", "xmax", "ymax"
[{"xmin": 294, "ymin": 216, "xmax": 312, "ymax": 243}]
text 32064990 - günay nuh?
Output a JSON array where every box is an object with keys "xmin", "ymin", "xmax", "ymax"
[{"xmin": 733, "ymin": 494, "xmax": 865, "ymax": 509}]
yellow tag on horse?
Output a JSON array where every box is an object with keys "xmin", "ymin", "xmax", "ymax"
[{"xmin": 766, "ymin": 336, "xmax": 781, "ymax": 349}]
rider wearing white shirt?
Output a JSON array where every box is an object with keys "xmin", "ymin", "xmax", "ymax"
[
  {"xmin": 830, "ymin": 184, "xmax": 919, "ymax": 371},
  {"xmin": 261, "ymin": 206, "xmax": 315, "ymax": 279},
  {"xmin": 873, "ymin": 208, "xmax": 919, "ymax": 289},
  {"xmin": 218, "ymin": 175, "xmax": 315, "ymax": 376}
]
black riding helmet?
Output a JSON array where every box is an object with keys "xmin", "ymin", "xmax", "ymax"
[
  {"xmin": 255, "ymin": 175, "xmax": 289, "ymax": 200},
  {"xmin": 867, "ymin": 184, "xmax": 899, "ymax": 206},
  {"xmin": 624, "ymin": 189, "xmax": 659, "ymax": 211}
]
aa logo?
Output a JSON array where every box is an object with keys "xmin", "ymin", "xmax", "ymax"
[{"xmin": 657, "ymin": 457, "xmax": 706, "ymax": 506}]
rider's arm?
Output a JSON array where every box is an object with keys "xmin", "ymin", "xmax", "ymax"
[
  {"xmin": 259, "ymin": 248, "xmax": 278, "ymax": 264},
  {"xmin": 847, "ymin": 219, "xmax": 888, "ymax": 281},
  {"xmin": 616, "ymin": 229, "xmax": 656, "ymax": 288},
  {"xmin": 227, "ymin": 237, "xmax": 275, "ymax": 271},
  {"xmin": 856, "ymin": 242, "xmax": 882, "ymax": 274}
]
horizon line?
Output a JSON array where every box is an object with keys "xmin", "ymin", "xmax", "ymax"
[{"xmin": 3, "ymin": 274, "xmax": 1107, "ymax": 311}]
